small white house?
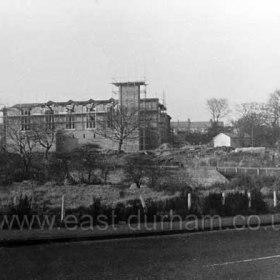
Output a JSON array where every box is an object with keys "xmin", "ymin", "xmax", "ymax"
[{"xmin": 213, "ymin": 133, "xmax": 251, "ymax": 148}]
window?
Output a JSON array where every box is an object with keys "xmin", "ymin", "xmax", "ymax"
[
  {"xmin": 86, "ymin": 107, "xmax": 96, "ymax": 129},
  {"xmin": 21, "ymin": 108, "xmax": 31, "ymax": 131},
  {"xmin": 96, "ymin": 104, "xmax": 105, "ymax": 112},
  {"xmin": 45, "ymin": 110, "xmax": 55, "ymax": 129},
  {"xmin": 107, "ymin": 105, "xmax": 113, "ymax": 128},
  {"xmin": 65, "ymin": 105, "xmax": 75, "ymax": 129},
  {"xmin": 66, "ymin": 113, "xmax": 75, "ymax": 129}
]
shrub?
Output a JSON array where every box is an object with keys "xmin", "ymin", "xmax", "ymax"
[
  {"xmin": 6, "ymin": 195, "xmax": 35, "ymax": 229},
  {"xmin": 203, "ymin": 193, "xmax": 223, "ymax": 215},
  {"xmin": 145, "ymin": 199, "xmax": 165, "ymax": 221},
  {"xmin": 165, "ymin": 196, "xmax": 187, "ymax": 216},
  {"xmin": 200, "ymin": 161, "xmax": 208, "ymax": 167},
  {"xmin": 208, "ymin": 182, "xmax": 229, "ymax": 191},
  {"xmin": 229, "ymin": 174, "xmax": 278, "ymax": 192},
  {"xmin": 209, "ymin": 158, "xmax": 218, "ymax": 166},
  {"xmin": 47, "ymin": 159, "xmax": 67, "ymax": 184},
  {"xmin": 90, "ymin": 197, "xmax": 102, "ymax": 224},
  {"xmin": 0, "ymin": 152, "xmax": 22, "ymax": 184},
  {"xmin": 250, "ymin": 190, "xmax": 268, "ymax": 214},
  {"xmin": 224, "ymin": 192, "xmax": 248, "ymax": 216},
  {"xmin": 126, "ymin": 199, "xmax": 145, "ymax": 222},
  {"xmin": 119, "ymin": 190, "xmax": 125, "ymax": 198},
  {"xmin": 8, "ymin": 195, "xmax": 33, "ymax": 216},
  {"xmin": 114, "ymin": 202, "xmax": 127, "ymax": 222},
  {"xmin": 154, "ymin": 179, "xmax": 192, "ymax": 195}
]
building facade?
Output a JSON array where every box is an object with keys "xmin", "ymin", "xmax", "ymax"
[{"xmin": 1, "ymin": 81, "xmax": 171, "ymax": 153}]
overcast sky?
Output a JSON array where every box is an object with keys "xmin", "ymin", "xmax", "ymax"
[{"xmin": 1, "ymin": 0, "xmax": 280, "ymax": 121}]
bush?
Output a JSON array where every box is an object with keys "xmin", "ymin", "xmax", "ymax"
[
  {"xmin": 224, "ymin": 192, "xmax": 248, "ymax": 216},
  {"xmin": 6, "ymin": 195, "xmax": 35, "ymax": 229},
  {"xmin": 250, "ymin": 190, "xmax": 268, "ymax": 214},
  {"xmin": 229, "ymin": 174, "xmax": 278, "ymax": 192},
  {"xmin": 208, "ymin": 182, "xmax": 229, "ymax": 191},
  {"xmin": 114, "ymin": 202, "xmax": 127, "ymax": 222},
  {"xmin": 47, "ymin": 159, "xmax": 66, "ymax": 184},
  {"xmin": 203, "ymin": 193, "xmax": 223, "ymax": 215},
  {"xmin": 154, "ymin": 179, "xmax": 192, "ymax": 195},
  {"xmin": 8, "ymin": 195, "xmax": 33, "ymax": 216},
  {"xmin": 119, "ymin": 190, "xmax": 125, "ymax": 198},
  {"xmin": 126, "ymin": 199, "xmax": 145, "ymax": 222},
  {"xmin": 209, "ymin": 158, "xmax": 218, "ymax": 167},
  {"xmin": 90, "ymin": 197, "xmax": 102, "ymax": 224},
  {"xmin": 0, "ymin": 152, "xmax": 22, "ymax": 184}
]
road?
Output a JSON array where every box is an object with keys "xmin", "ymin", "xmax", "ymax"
[{"xmin": 1, "ymin": 227, "xmax": 280, "ymax": 279}]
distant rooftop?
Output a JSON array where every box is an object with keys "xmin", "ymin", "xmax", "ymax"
[
  {"xmin": 171, "ymin": 120, "xmax": 224, "ymax": 130},
  {"xmin": 215, "ymin": 132, "xmax": 251, "ymax": 139}
]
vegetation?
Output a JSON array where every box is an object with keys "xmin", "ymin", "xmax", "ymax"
[
  {"xmin": 95, "ymin": 105, "xmax": 144, "ymax": 153},
  {"xmin": 206, "ymin": 98, "xmax": 230, "ymax": 125},
  {"xmin": 2, "ymin": 187, "xmax": 269, "ymax": 230}
]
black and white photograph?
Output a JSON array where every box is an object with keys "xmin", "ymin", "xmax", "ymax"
[{"xmin": 1, "ymin": 0, "xmax": 280, "ymax": 279}]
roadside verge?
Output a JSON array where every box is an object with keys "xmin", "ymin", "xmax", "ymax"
[{"xmin": 1, "ymin": 213, "xmax": 280, "ymax": 247}]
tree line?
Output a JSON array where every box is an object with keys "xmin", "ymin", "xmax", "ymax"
[{"xmin": 184, "ymin": 90, "xmax": 280, "ymax": 146}]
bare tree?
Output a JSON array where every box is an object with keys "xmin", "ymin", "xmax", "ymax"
[
  {"xmin": 124, "ymin": 153, "xmax": 153, "ymax": 188},
  {"xmin": 234, "ymin": 102, "xmax": 270, "ymax": 146},
  {"xmin": 267, "ymin": 90, "xmax": 280, "ymax": 143},
  {"xmin": 32, "ymin": 124, "xmax": 56, "ymax": 160},
  {"xmin": 236, "ymin": 102, "xmax": 269, "ymax": 124},
  {"xmin": 3, "ymin": 108, "xmax": 40, "ymax": 177},
  {"xmin": 97, "ymin": 152, "xmax": 117, "ymax": 184},
  {"xmin": 206, "ymin": 98, "xmax": 229, "ymax": 124},
  {"xmin": 268, "ymin": 90, "xmax": 280, "ymax": 126},
  {"xmin": 7, "ymin": 123, "xmax": 38, "ymax": 176},
  {"xmin": 72, "ymin": 143, "xmax": 100, "ymax": 184},
  {"xmin": 95, "ymin": 105, "xmax": 142, "ymax": 153}
]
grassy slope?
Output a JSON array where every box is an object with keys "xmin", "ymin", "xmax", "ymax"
[{"xmin": 0, "ymin": 183, "xmax": 177, "ymax": 209}]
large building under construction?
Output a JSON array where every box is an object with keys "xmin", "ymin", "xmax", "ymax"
[{"xmin": 1, "ymin": 81, "xmax": 171, "ymax": 153}]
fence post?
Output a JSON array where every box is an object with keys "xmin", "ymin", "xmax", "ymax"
[
  {"xmin": 257, "ymin": 168, "xmax": 260, "ymax": 176},
  {"xmin": 31, "ymin": 194, "xmax": 35, "ymax": 209},
  {"xmin": 274, "ymin": 190, "xmax": 277, "ymax": 207},
  {"xmin": 248, "ymin": 192, "xmax": 251, "ymax": 208},
  {"xmin": 187, "ymin": 193, "xmax": 191, "ymax": 211},
  {"xmin": 222, "ymin": 192, "xmax": 226, "ymax": 205},
  {"xmin": 61, "ymin": 195, "xmax": 65, "ymax": 222},
  {"xmin": 139, "ymin": 194, "xmax": 146, "ymax": 212}
]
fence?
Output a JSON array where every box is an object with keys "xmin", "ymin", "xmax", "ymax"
[
  {"xmin": 4, "ymin": 189, "xmax": 280, "ymax": 220},
  {"xmin": 217, "ymin": 166, "xmax": 280, "ymax": 177}
]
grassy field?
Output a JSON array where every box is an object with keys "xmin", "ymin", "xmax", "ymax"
[{"xmin": 0, "ymin": 182, "xmax": 177, "ymax": 209}]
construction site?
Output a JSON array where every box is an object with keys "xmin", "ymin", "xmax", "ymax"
[{"xmin": 0, "ymin": 80, "xmax": 171, "ymax": 153}]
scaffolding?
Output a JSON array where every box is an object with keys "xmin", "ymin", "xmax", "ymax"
[
  {"xmin": 111, "ymin": 78, "xmax": 148, "ymax": 150},
  {"xmin": 2, "ymin": 79, "xmax": 171, "ymax": 152},
  {"xmin": 2, "ymin": 101, "xmax": 117, "ymax": 131}
]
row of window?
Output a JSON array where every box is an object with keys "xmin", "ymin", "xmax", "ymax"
[
  {"xmin": 19, "ymin": 104, "xmax": 112, "ymax": 116},
  {"xmin": 19, "ymin": 111, "xmax": 114, "ymax": 131}
]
